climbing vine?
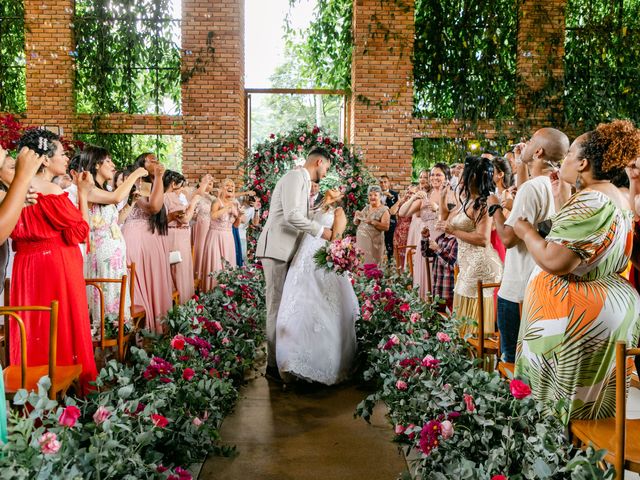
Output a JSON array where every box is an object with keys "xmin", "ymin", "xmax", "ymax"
[{"xmin": 0, "ymin": 0, "xmax": 26, "ymax": 113}]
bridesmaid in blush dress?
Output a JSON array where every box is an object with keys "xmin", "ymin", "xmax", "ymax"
[
  {"xmin": 199, "ymin": 178, "xmax": 240, "ymax": 292},
  {"xmin": 10, "ymin": 129, "xmax": 97, "ymax": 394},
  {"xmin": 163, "ymin": 170, "xmax": 207, "ymax": 303},
  {"xmin": 191, "ymin": 174, "xmax": 214, "ymax": 289},
  {"xmin": 122, "ymin": 153, "xmax": 173, "ymax": 333}
]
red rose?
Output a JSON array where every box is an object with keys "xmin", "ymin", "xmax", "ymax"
[
  {"xmin": 151, "ymin": 414, "xmax": 169, "ymax": 428},
  {"xmin": 191, "ymin": 294, "xmax": 199, "ymax": 302},
  {"xmin": 183, "ymin": 368, "xmax": 195, "ymax": 381},
  {"xmin": 59, "ymin": 405, "xmax": 81, "ymax": 427},
  {"xmin": 399, "ymin": 303, "xmax": 410, "ymax": 312},
  {"xmin": 171, "ymin": 335, "xmax": 185, "ymax": 350},
  {"xmin": 509, "ymin": 379, "xmax": 532, "ymax": 399},
  {"xmin": 491, "ymin": 476, "xmax": 508, "ymax": 480}
]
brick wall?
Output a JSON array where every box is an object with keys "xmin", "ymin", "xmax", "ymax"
[{"xmin": 11, "ymin": 0, "xmax": 567, "ymax": 186}]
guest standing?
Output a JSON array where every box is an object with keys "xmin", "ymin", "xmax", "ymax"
[
  {"xmin": 380, "ymin": 175, "xmax": 399, "ymax": 260},
  {"xmin": 199, "ymin": 179, "xmax": 240, "ymax": 291},
  {"xmin": 238, "ymin": 195, "xmax": 261, "ymax": 263},
  {"xmin": 355, "ymin": 185, "xmax": 390, "ymax": 266},
  {"xmin": 392, "ymin": 186, "xmax": 416, "ymax": 267},
  {"xmin": 121, "ymin": 153, "xmax": 173, "ymax": 332},
  {"xmin": 514, "ymin": 120, "xmax": 640, "ymax": 422},
  {"xmin": 190, "ymin": 174, "xmax": 214, "ymax": 289},
  {"xmin": 400, "ymin": 170, "xmax": 430, "ymax": 269},
  {"xmin": 441, "ymin": 157, "xmax": 502, "ymax": 335},
  {"xmin": 10, "ymin": 129, "xmax": 97, "ymax": 394}
]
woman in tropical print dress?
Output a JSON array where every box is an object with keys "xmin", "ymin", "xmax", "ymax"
[{"xmin": 513, "ymin": 120, "xmax": 640, "ymax": 423}]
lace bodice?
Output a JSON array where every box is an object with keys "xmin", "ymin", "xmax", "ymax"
[
  {"xmin": 210, "ymin": 200, "xmax": 238, "ymax": 231},
  {"xmin": 126, "ymin": 203, "xmax": 151, "ymax": 223},
  {"xmin": 450, "ymin": 210, "xmax": 502, "ymax": 298},
  {"xmin": 195, "ymin": 197, "xmax": 213, "ymax": 224}
]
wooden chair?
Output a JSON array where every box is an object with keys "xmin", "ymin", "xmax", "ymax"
[
  {"xmin": 1, "ymin": 277, "xmax": 9, "ymax": 367},
  {"xmin": 127, "ymin": 263, "xmax": 146, "ymax": 331},
  {"xmin": 0, "ymin": 301, "xmax": 82, "ymax": 400},
  {"xmin": 465, "ymin": 280, "xmax": 501, "ymax": 369},
  {"xmin": 172, "ymin": 288, "xmax": 180, "ymax": 306},
  {"xmin": 498, "ymin": 362, "xmax": 515, "ymax": 378},
  {"xmin": 570, "ymin": 341, "xmax": 640, "ymax": 477},
  {"xmin": 85, "ymin": 275, "xmax": 131, "ymax": 362},
  {"xmin": 395, "ymin": 245, "xmax": 416, "ymax": 277}
]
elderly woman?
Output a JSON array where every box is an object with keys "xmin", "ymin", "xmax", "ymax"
[{"xmin": 355, "ymin": 185, "xmax": 390, "ymax": 265}]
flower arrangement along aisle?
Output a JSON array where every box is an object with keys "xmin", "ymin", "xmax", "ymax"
[
  {"xmin": 313, "ymin": 235, "xmax": 363, "ymax": 275},
  {"xmin": 0, "ymin": 265, "xmax": 265, "ymax": 479},
  {"xmin": 243, "ymin": 122, "xmax": 375, "ymax": 260},
  {"xmin": 352, "ymin": 265, "xmax": 615, "ymax": 480}
]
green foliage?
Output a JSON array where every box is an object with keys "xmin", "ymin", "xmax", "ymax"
[
  {"xmin": 76, "ymin": 133, "xmax": 182, "ymax": 171},
  {"xmin": 285, "ymin": 0, "xmax": 353, "ymax": 90},
  {"xmin": 0, "ymin": 0, "xmax": 26, "ymax": 113},
  {"xmin": 414, "ymin": 0, "xmax": 517, "ymax": 120},
  {"xmin": 73, "ymin": 0, "xmax": 181, "ymax": 115},
  {"xmin": 564, "ymin": 0, "xmax": 640, "ymax": 129}
]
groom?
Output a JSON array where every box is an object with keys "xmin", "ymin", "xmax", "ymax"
[{"xmin": 257, "ymin": 147, "xmax": 333, "ymax": 381}]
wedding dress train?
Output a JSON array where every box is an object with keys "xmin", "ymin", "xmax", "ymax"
[{"xmin": 276, "ymin": 209, "xmax": 359, "ymax": 385}]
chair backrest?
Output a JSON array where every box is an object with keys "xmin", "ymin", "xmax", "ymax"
[
  {"xmin": 0, "ymin": 301, "xmax": 59, "ymax": 398},
  {"xmin": 394, "ymin": 245, "xmax": 416, "ymax": 276},
  {"xmin": 127, "ymin": 263, "xmax": 136, "ymax": 312},
  {"xmin": 85, "ymin": 275, "xmax": 128, "ymax": 359},
  {"xmin": 614, "ymin": 341, "xmax": 640, "ymax": 475},
  {"xmin": 475, "ymin": 280, "xmax": 501, "ymax": 356}
]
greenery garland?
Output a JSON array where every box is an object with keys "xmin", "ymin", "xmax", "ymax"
[{"xmin": 243, "ymin": 122, "xmax": 374, "ymax": 260}]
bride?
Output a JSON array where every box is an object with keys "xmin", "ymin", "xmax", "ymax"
[{"xmin": 276, "ymin": 188, "xmax": 359, "ymax": 385}]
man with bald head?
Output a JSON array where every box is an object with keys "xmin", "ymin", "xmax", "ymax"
[{"xmin": 488, "ymin": 127, "xmax": 570, "ymax": 364}]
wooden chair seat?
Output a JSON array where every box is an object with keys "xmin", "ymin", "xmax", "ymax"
[
  {"xmin": 571, "ymin": 418, "xmax": 640, "ymax": 471},
  {"xmin": 467, "ymin": 336, "xmax": 500, "ymax": 354},
  {"xmin": 3, "ymin": 364, "xmax": 82, "ymax": 398},
  {"xmin": 498, "ymin": 362, "xmax": 515, "ymax": 378}
]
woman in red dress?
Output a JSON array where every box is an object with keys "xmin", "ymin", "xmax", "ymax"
[{"xmin": 9, "ymin": 129, "xmax": 97, "ymax": 394}]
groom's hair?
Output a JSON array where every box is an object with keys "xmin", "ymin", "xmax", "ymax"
[{"xmin": 307, "ymin": 147, "xmax": 331, "ymax": 163}]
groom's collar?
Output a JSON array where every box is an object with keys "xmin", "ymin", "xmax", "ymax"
[{"xmin": 301, "ymin": 167, "xmax": 312, "ymax": 183}]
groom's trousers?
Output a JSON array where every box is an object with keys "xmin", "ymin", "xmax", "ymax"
[{"xmin": 261, "ymin": 257, "xmax": 289, "ymax": 368}]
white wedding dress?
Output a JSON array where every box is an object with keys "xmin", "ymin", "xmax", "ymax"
[{"xmin": 276, "ymin": 208, "xmax": 359, "ymax": 385}]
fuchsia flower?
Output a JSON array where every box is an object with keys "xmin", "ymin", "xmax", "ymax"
[
  {"xmin": 38, "ymin": 432, "xmax": 61, "ymax": 454},
  {"xmin": 492, "ymin": 476, "xmax": 508, "ymax": 480},
  {"xmin": 421, "ymin": 355, "xmax": 440, "ymax": 369},
  {"xmin": 382, "ymin": 334, "xmax": 400, "ymax": 350},
  {"xmin": 93, "ymin": 406, "xmax": 111, "ymax": 425},
  {"xmin": 399, "ymin": 303, "xmax": 410, "ymax": 313},
  {"xmin": 463, "ymin": 393, "xmax": 476, "ymax": 413},
  {"xmin": 183, "ymin": 368, "xmax": 195, "ymax": 381},
  {"xmin": 419, "ymin": 420, "xmax": 442, "ymax": 455},
  {"xmin": 151, "ymin": 414, "xmax": 169, "ymax": 428},
  {"xmin": 509, "ymin": 379, "xmax": 532, "ymax": 399},
  {"xmin": 58, "ymin": 405, "xmax": 81, "ymax": 427}
]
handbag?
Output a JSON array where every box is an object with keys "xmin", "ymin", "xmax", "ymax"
[{"xmin": 169, "ymin": 250, "xmax": 183, "ymax": 265}]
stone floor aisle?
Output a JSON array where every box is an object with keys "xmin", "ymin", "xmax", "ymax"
[{"xmin": 199, "ymin": 368, "xmax": 408, "ymax": 480}]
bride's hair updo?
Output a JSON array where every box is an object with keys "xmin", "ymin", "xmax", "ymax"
[{"xmin": 17, "ymin": 128, "xmax": 61, "ymax": 173}]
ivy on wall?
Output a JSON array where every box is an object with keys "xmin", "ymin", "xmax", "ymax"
[
  {"xmin": 564, "ymin": 0, "xmax": 640, "ymax": 129},
  {"xmin": 0, "ymin": 0, "xmax": 26, "ymax": 113},
  {"xmin": 73, "ymin": 0, "xmax": 181, "ymax": 115}
]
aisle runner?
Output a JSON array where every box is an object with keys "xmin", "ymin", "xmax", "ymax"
[{"xmin": 200, "ymin": 369, "xmax": 407, "ymax": 480}]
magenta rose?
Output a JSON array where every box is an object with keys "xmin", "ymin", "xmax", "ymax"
[
  {"xmin": 183, "ymin": 368, "xmax": 195, "ymax": 381},
  {"xmin": 58, "ymin": 405, "xmax": 81, "ymax": 427},
  {"xmin": 509, "ymin": 379, "xmax": 532, "ymax": 399},
  {"xmin": 491, "ymin": 476, "xmax": 508, "ymax": 480},
  {"xmin": 38, "ymin": 432, "xmax": 61, "ymax": 454}
]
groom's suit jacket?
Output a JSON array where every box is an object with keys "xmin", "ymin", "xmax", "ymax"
[{"xmin": 256, "ymin": 168, "xmax": 323, "ymax": 262}]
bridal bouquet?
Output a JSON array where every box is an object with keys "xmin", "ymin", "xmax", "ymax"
[{"xmin": 314, "ymin": 236, "xmax": 363, "ymax": 275}]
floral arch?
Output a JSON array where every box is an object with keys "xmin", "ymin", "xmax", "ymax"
[{"xmin": 243, "ymin": 123, "xmax": 374, "ymax": 259}]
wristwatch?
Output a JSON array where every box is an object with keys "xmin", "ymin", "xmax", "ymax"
[{"xmin": 488, "ymin": 204, "xmax": 503, "ymax": 217}]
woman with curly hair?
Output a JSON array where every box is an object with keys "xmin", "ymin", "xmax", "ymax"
[
  {"xmin": 440, "ymin": 156, "xmax": 502, "ymax": 334},
  {"xmin": 513, "ymin": 120, "xmax": 640, "ymax": 423}
]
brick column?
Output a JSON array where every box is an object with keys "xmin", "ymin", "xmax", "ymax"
[
  {"xmin": 181, "ymin": 0, "xmax": 245, "ymax": 182},
  {"xmin": 516, "ymin": 0, "xmax": 566, "ymax": 125},
  {"xmin": 23, "ymin": 0, "xmax": 75, "ymax": 135},
  {"xmin": 350, "ymin": 0, "xmax": 415, "ymax": 185}
]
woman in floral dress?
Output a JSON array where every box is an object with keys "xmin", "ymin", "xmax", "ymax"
[{"xmin": 513, "ymin": 120, "xmax": 640, "ymax": 423}]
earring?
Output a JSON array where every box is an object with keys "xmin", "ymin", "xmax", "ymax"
[{"xmin": 575, "ymin": 171, "xmax": 583, "ymax": 190}]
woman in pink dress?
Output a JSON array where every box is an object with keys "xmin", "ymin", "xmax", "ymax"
[
  {"xmin": 121, "ymin": 153, "xmax": 173, "ymax": 333},
  {"xmin": 190, "ymin": 174, "xmax": 214, "ymax": 289},
  {"xmin": 199, "ymin": 179, "xmax": 240, "ymax": 292},
  {"xmin": 10, "ymin": 129, "xmax": 97, "ymax": 394},
  {"xmin": 163, "ymin": 171, "xmax": 207, "ymax": 303},
  {"xmin": 399, "ymin": 170, "xmax": 429, "ymax": 287}
]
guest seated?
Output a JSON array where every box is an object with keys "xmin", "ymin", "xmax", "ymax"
[
  {"xmin": 355, "ymin": 185, "xmax": 390, "ymax": 266},
  {"xmin": 513, "ymin": 120, "xmax": 640, "ymax": 423}
]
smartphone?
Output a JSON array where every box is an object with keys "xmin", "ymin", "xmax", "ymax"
[{"xmin": 139, "ymin": 182, "xmax": 152, "ymax": 197}]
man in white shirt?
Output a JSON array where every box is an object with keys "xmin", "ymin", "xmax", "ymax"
[{"xmin": 488, "ymin": 128, "xmax": 570, "ymax": 363}]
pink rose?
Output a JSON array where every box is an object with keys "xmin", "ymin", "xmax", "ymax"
[
  {"xmin": 59, "ymin": 405, "xmax": 81, "ymax": 427},
  {"xmin": 171, "ymin": 335, "xmax": 186, "ymax": 350},
  {"xmin": 183, "ymin": 368, "xmax": 195, "ymax": 381},
  {"xmin": 38, "ymin": 432, "xmax": 61, "ymax": 454},
  {"xmin": 509, "ymin": 379, "xmax": 532, "ymax": 400},
  {"xmin": 463, "ymin": 393, "xmax": 476, "ymax": 413},
  {"xmin": 151, "ymin": 414, "xmax": 170, "ymax": 428},
  {"xmin": 192, "ymin": 417, "xmax": 203, "ymax": 427},
  {"xmin": 436, "ymin": 332, "xmax": 451, "ymax": 342},
  {"xmin": 396, "ymin": 380, "xmax": 408, "ymax": 390},
  {"xmin": 222, "ymin": 337, "xmax": 230, "ymax": 345},
  {"xmin": 383, "ymin": 334, "xmax": 401, "ymax": 350},
  {"xmin": 410, "ymin": 312, "xmax": 421, "ymax": 323},
  {"xmin": 440, "ymin": 420, "xmax": 454, "ymax": 439},
  {"xmin": 213, "ymin": 321, "xmax": 223, "ymax": 331},
  {"xmin": 394, "ymin": 424, "xmax": 405, "ymax": 435},
  {"xmin": 93, "ymin": 406, "xmax": 111, "ymax": 425}
]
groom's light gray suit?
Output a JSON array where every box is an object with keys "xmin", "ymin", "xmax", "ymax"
[{"xmin": 257, "ymin": 168, "xmax": 323, "ymax": 368}]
